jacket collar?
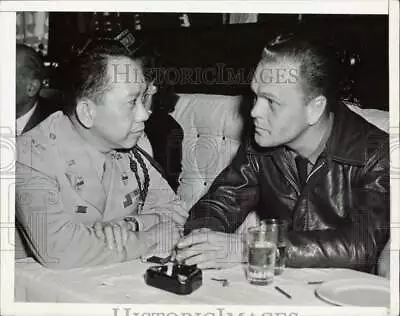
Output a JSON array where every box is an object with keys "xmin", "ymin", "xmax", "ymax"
[
  {"xmin": 247, "ymin": 102, "xmax": 368, "ymax": 166},
  {"xmin": 324, "ymin": 102, "xmax": 367, "ymax": 166}
]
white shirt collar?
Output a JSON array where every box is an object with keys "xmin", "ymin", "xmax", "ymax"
[{"xmin": 16, "ymin": 101, "xmax": 38, "ymax": 136}]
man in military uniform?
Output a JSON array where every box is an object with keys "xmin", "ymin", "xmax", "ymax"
[{"xmin": 16, "ymin": 40, "xmax": 187, "ymax": 269}]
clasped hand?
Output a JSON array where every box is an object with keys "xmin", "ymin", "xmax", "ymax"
[
  {"xmin": 93, "ymin": 218, "xmax": 183, "ymax": 255},
  {"xmin": 92, "ymin": 218, "xmax": 245, "ymax": 268},
  {"xmin": 93, "ymin": 219, "xmax": 134, "ymax": 252}
]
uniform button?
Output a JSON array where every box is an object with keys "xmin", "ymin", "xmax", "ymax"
[
  {"xmin": 222, "ymin": 136, "xmax": 226, "ymax": 141},
  {"xmin": 197, "ymin": 133, "xmax": 200, "ymax": 138},
  {"xmin": 75, "ymin": 205, "xmax": 88, "ymax": 213},
  {"xmin": 203, "ymin": 182, "xmax": 207, "ymax": 186},
  {"xmin": 49, "ymin": 132, "xmax": 56, "ymax": 140},
  {"xmin": 67, "ymin": 159, "xmax": 76, "ymax": 166}
]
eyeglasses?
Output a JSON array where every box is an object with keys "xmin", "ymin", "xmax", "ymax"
[
  {"xmin": 264, "ymin": 32, "xmax": 295, "ymax": 51},
  {"xmin": 141, "ymin": 81, "xmax": 158, "ymax": 111}
]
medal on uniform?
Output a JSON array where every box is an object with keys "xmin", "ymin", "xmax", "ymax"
[
  {"xmin": 123, "ymin": 193, "xmax": 133, "ymax": 208},
  {"xmin": 123, "ymin": 189, "xmax": 139, "ymax": 209},
  {"xmin": 67, "ymin": 159, "xmax": 76, "ymax": 167},
  {"xmin": 75, "ymin": 176, "xmax": 85, "ymax": 191},
  {"xmin": 75, "ymin": 205, "xmax": 88, "ymax": 213},
  {"xmin": 121, "ymin": 172, "xmax": 129, "ymax": 185}
]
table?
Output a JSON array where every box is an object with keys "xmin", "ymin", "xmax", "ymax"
[{"xmin": 15, "ymin": 258, "xmax": 388, "ymax": 305}]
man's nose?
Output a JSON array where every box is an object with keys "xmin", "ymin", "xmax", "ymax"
[
  {"xmin": 135, "ymin": 100, "xmax": 150, "ymax": 122},
  {"xmin": 250, "ymin": 100, "xmax": 263, "ymax": 119}
]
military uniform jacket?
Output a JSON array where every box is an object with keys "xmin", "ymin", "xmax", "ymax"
[{"xmin": 16, "ymin": 111, "xmax": 187, "ymax": 269}]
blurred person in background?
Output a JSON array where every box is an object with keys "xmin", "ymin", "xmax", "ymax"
[{"xmin": 16, "ymin": 44, "xmax": 57, "ymax": 135}]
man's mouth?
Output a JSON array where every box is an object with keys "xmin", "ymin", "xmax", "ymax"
[
  {"xmin": 255, "ymin": 126, "xmax": 272, "ymax": 136},
  {"xmin": 130, "ymin": 129, "xmax": 144, "ymax": 135},
  {"xmin": 254, "ymin": 124, "xmax": 269, "ymax": 132}
]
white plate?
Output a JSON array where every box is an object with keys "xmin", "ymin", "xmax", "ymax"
[{"xmin": 315, "ymin": 278, "xmax": 390, "ymax": 307}]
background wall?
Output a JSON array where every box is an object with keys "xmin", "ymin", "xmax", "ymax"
[
  {"xmin": 43, "ymin": 12, "xmax": 388, "ymax": 110},
  {"xmin": 16, "ymin": 12, "xmax": 49, "ymax": 56}
]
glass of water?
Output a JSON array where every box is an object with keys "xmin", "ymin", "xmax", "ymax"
[
  {"xmin": 262, "ymin": 219, "xmax": 288, "ymax": 275},
  {"xmin": 245, "ymin": 222, "xmax": 278, "ymax": 285}
]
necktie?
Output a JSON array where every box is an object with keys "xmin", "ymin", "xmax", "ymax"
[{"xmin": 295, "ymin": 155, "xmax": 309, "ymax": 188}]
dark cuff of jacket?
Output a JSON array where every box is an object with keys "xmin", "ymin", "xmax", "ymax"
[{"xmin": 183, "ymin": 217, "xmax": 226, "ymax": 235}]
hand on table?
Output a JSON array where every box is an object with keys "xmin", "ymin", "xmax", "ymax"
[
  {"xmin": 143, "ymin": 221, "xmax": 183, "ymax": 257},
  {"xmin": 175, "ymin": 228, "xmax": 245, "ymax": 269}
]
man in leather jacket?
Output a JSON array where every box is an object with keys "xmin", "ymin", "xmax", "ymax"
[{"xmin": 176, "ymin": 34, "xmax": 390, "ymax": 272}]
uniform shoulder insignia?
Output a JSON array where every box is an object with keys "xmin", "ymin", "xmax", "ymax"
[
  {"xmin": 17, "ymin": 131, "xmax": 48, "ymax": 162},
  {"xmin": 16, "ymin": 112, "xmax": 62, "ymax": 168}
]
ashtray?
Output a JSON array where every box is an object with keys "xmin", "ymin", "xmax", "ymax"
[{"xmin": 144, "ymin": 263, "xmax": 202, "ymax": 295}]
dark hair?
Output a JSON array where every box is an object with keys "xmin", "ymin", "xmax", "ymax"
[
  {"xmin": 16, "ymin": 44, "xmax": 44, "ymax": 81},
  {"xmin": 62, "ymin": 38, "xmax": 149, "ymax": 116},
  {"xmin": 261, "ymin": 33, "xmax": 340, "ymax": 112}
]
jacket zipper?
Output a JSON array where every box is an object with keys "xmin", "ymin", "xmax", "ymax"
[
  {"xmin": 284, "ymin": 172, "xmax": 300, "ymax": 196},
  {"xmin": 306, "ymin": 161, "xmax": 326, "ymax": 183},
  {"xmin": 292, "ymin": 161, "xmax": 327, "ymax": 230},
  {"xmin": 278, "ymin": 153, "xmax": 300, "ymax": 196}
]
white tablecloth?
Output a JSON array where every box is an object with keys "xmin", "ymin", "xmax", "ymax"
[{"xmin": 15, "ymin": 258, "xmax": 388, "ymax": 305}]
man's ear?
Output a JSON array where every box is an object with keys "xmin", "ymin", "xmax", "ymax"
[
  {"xmin": 26, "ymin": 78, "xmax": 41, "ymax": 97},
  {"xmin": 75, "ymin": 98, "xmax": 97, "ymax": 128},
  {"xmin": 306, "ymin": 95, "xmax": 327, "ymax": 125}
]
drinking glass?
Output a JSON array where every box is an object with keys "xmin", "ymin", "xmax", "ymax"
[
  {"xmin": 262, "ymin": 219, "xmax": 288, "ymax": 275},
  {"xmin": 245, "ymin": 222, "xmax": 278, "ymax": 285}
]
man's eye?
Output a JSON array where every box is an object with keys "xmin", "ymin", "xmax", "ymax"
[
  {"xmin": 128, "ymin": 99, "xmax": 137, "ymax": 107},
  {"xmin": 250, "ymin": 93, "xmax": 257, "ymax": 105},
  {"xmin": 267, "ymin": 98, "xmax": 279, "ymax": 111}
]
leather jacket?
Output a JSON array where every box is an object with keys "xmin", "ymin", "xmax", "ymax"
[{"xmin": 184, "ymin": 103, "xmax": 390, "ymax": 272}]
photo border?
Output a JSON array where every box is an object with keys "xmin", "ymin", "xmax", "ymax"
[{"xmin": 1, "ymin": 1, "xmax": 398, "ymax": 316}]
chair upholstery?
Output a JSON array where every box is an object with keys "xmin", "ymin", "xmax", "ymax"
[
  {"xmin": 171, "ymin": 94, "xmax": 245, "ymax": 209},
  {"xmin": 171, "ymin": 94, "xmax": 389, "ymax": 233}
]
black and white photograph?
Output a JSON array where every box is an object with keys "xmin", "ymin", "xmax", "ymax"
[{"xmin": 0, "ymin": 2, "xmax": 399, "ymax": 316}]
